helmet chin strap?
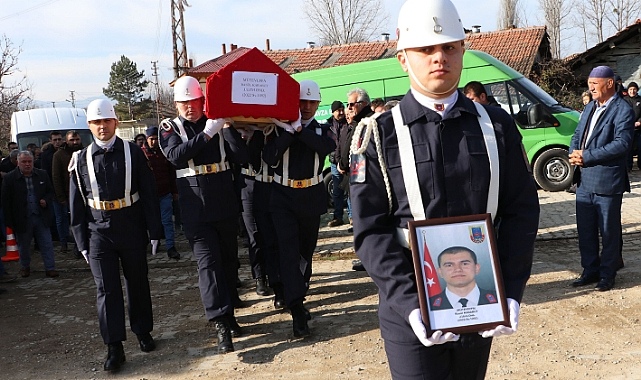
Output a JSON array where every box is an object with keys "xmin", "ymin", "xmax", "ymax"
[{"xmin": 403, "ymin": 50, "xmax": 459, "ymax": 98}]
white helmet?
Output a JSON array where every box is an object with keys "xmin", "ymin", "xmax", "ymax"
[
  {"xmin": 87, "ymin": 99, "xmax": 117, "ymax": 121},
  {"xmin": 174, "ymin": 76, "xmax": 204, "ymax": 101},
  {"xmin": 396, "ymin": 0, "xmax": 465, "ymax": 51},
  {"xmin": 299, "ymin": 80, "xmax": 321, "ymax": 101}
]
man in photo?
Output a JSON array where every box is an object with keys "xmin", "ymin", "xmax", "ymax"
[{"xmin": 429, "ymin": 246, "xmax": 498, "ymax": 310}]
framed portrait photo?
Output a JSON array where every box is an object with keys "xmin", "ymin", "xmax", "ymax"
[{"xmin": 408, "ymin": 214, "xmax": 509, "ymax": 335}]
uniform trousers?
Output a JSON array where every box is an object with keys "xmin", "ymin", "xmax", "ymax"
[
  {"xmin": 575, "ymin": 186, "xmax": 623, "ymax": 279},
  {"xmin": 254, "ymin": 207, "xmax": 280, "ymax": 286},
  {"xmin": 271, "ymin": 209, "xmax": 320, "ymax": 306},
  {"xmin": 185, "ymin": 218, "xmax": 238, "ymax": 320},
  {"xmin": 384, "ymin": 334, "xmax": 492, "ymax": 380},
  {"xmin": 240, "ymin": 177, "xmax": 264, "ymax": 280},
  {"xmin": 88, "ymin": 233, "xmax": 152, "ymax": 344}
]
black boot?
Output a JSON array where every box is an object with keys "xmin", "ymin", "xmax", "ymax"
[
  {"xmin": 212, "ymin": 316, "xmax": 234, "ymax": 354},
  {"xmin": 256, "ymin": 276, "xmax": 270, "ymax": 296},
  {"xmin": 291, "ymin": 301, "xmax": 310, "ymax": 338},
  {"xmin": 104, "ymin": 342, "xmax": 126, "ymax": 372},
  {"xmin": 229, "ymin": 315, "xmax": 243, "ymax": 338},
  {"xmin": 272, "ymin": 283, "xmax": 285, "ymax": 309}
]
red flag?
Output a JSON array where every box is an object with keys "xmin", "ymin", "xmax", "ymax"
[{"xmin": 422, "ymin": 239, "xmax": 442, "ymax": 297}]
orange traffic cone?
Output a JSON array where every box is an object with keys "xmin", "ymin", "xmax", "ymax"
[{"xmin": 1, "ymin": 227, "xmax": 20, "ymax": 262}]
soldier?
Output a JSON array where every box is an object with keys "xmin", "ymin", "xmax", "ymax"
[
  {"xmin": 263, "ymin": 80, "xmax": 336, "ymax": 337},
  {"xmin": 159, "ymin": 76, "xmax": 248, "ymax": 353},
  {"xmin": 69, "ymin": 99, "xmax": 162, "ymax": 372},
  {"xmin": 349, "ymin": 0, "xmax": 540, "ymax": 378}
]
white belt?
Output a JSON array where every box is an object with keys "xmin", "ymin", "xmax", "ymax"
[
  {"xmin": 273, "ymin": 173, "xmax": 323, "ymax": 189},
  {"xmin": 241, "ymin": 167, "xmax": 257, "ymax": 177},
  {"xmin": 88, "ymin": 192, "xmax": 140, "ymax": 211},
  {"xmin": 255, "ymin": 174, "xmax": 273, "ymax": 183},
  {"xmin": 175, "ymin": 162, "xmax": 230, "ymax": 178}
]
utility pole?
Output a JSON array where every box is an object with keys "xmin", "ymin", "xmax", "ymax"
[
  {"xmin": 151, "ymin": 61, "xmax": 162, "ymax": 125},
  {"xmin": 171, "ymin": 0, "xmax": 190, "ymax": 79},
  {"xmin": 51, "ymin": 101, "xmax": 56, "ymax": 108},
  {"xmin": 67, "ymin": 90, "xmax": 76, "ymax": 108}
]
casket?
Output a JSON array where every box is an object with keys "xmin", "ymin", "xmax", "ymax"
[{"xmin": 205, "ymin": 47, "xmax": 300, "ymax": 124}]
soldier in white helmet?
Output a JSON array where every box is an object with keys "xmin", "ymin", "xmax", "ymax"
[
  {"xmin": 69, "ymin": 99, "xmax": 163, "ymax": 372},
  {"xmin": 349, "ymin": 0, "xmax": 540, "ymax": 378},
  {"xmin": 263, "ymin": 79, "xmax": 336, "ymax": 337},
  {"xmin": 158, "ymin": 76, "xmax": 249, "ymax": 354}
]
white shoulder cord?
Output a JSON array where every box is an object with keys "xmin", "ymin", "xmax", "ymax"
[
  {"xmin": 68, "ymin": 150, "xmax": 86, "ymax": 206},
  {"xmin": 350, "ymin": 113, "xmax": 393, "ymax": 213},
  {"xmin": 85, "ymin": 140, "xmax": 133, "ymax": 206}
]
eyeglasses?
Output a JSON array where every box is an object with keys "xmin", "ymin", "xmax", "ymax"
[{"xmin": 347, "ymin": 101, "xmax": 362, "ymax": 108}]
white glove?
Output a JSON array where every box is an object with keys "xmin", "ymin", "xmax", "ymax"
[
  {"xmin": 408, "ymin": 308, "xmax": 460, "ymax": 347},
  {"xmin": 479, "ymin": 298, "xmax": 520, "ymax": 338},
  {"xmin": 204, "ymin": 118, "xmax": 227, "ymax": 138},
  {"xmin": 270, "ymin": 112, "xmax": 302, "ymax": 134},
  {"xmin": 81, "ymin": 250, "xmax": 89, "ymax": 264},
  {"xmin": 151, "ymin": 240, "xmax": 159, "ymax": 256}
]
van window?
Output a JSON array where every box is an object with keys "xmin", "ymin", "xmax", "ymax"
[
  {"xmin": 485, "ymin": 81, "xmax": 536, "ymax": 126},
  {"xmin": 17, "ymin": 130, "xmax": 94, "ymax": 150}
]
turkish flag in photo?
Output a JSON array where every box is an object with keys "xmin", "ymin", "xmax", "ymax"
[{"xmin": 422, "ymin": 238, "xmax": 442, "ymax": 297}]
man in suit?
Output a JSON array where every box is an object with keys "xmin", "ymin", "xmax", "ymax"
[
  {"xmin": 2, "ymin": 150, "xmax": 58, "ymax": 278},
  {"xmin": 429, "ymin": 246, "xmax": 497, "ymax": 311},
  {"xmin": 569, "ymin": 65, "xmax": 634, "ymax": 292}
]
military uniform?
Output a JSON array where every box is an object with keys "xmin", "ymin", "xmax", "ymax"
[
  {"xmin": 350, "ymin": 92, "xmax": 539, "ymax": 378},
  {"xmin": 159, "ymin": 115, "xmax": 248, "ymax": 321},
  {"xmin": 69, "ymin": 138, "xmax": 162, "ymax": 345},
  {"xmin": 262, "ymin": 119, "xmax": 335, "ymax": 307}
]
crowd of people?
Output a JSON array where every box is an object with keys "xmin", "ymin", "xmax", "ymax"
[{"xmin": 4, "ymin": 0, "xmax": 640, "ymax": 378}]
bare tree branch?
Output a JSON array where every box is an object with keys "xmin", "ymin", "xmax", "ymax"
[
  {"xmin": 498, "ymin": 0, "xmax": 521, "ymax": 29},
  {"xmin": 303, "ymin": 0, "xmax": 387, "ymax": 45}
]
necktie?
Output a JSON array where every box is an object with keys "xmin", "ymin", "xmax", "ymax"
[{"xmin": 459, "ymin": 298, "xmax": 468, "ymax": 307}]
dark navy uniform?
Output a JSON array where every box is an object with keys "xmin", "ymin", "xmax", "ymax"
[
  {"xmin": 159, "ymin": 115, "xmax": 248, "ymax": 321},
  {"xmin": 262, "ymin": 119, "xmax": 335, "ymax": 307},
  {"xmin": 429, "ymin": 288, "xmax": 498, "ymax": 311},
  {"xmin": 70, "ymin": 138, "xmax": 162, "ymax": 345},
  {"xmin": 351, "ymin": 92, "xmax": 539, "ymax": 378}
]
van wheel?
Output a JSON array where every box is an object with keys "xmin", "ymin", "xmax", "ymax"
[
  {"xmin": 323, "ymin": 171, "xmax": 335, "ymax": 208},
  {"xmin": 533, "ymin": 148, "xmax": 573, "ymax": 192}
]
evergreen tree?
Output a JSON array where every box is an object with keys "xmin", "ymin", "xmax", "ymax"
[{"xmin": 103, "ymin": 55, "xmax": 152, "ymax": 120}]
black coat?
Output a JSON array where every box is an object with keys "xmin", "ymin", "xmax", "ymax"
[{"xmin": 2, "ymin": 167, "xmax": 55, "ymax": 233}]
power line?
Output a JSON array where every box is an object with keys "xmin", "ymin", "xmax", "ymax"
[{"xmin": 0, "ymin": 0, "xmax": 64, "ymax": 22}]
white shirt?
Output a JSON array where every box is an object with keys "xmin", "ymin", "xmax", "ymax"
[{"xmin": 585, "ymin": 96, "xmax": 615, "ymax": 144}]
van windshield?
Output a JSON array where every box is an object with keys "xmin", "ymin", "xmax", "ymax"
[
  {"xmin": 514, "ymin": 77, "xmax": 573, "ymax": 113},
  {"xmin": 17, "ymin": 130, "xmax": 94, "ymax": 150}
]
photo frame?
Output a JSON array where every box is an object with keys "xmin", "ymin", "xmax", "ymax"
[{"xmin": 409, "ymin": 213, "xmax": 509, "ymax": 335}]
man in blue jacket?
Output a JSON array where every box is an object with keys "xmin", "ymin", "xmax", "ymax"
[{"xmin": 569, "ymin": 65, "xmax": 634, "ymax": 292}]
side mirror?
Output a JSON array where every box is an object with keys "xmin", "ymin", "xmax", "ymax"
[{"xmin": 525, "ymin": 103, "xmax": 560, "ymax": 129}]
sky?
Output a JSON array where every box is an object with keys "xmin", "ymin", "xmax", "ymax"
[{"xmin": 1, "ymin": 0, "xmax": 544, "ymax": 108}]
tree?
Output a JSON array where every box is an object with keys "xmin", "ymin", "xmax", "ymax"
[
  {"xmin": 540, "ymin": 0, "xmax": 572, "ymax": 59},
  {"xmin": 534, "ymin": 59, "xmax": 585, "ymax": 110},
  {"xmin": 0, "ymin": 34, "xmax": 34, "ymax": 146},
  {"xmin": 103, "ymin": 55, "xmax": 152, "ymax": 120},
  {"xmin": 605, "ymin": 0, "xmax": 641, "ymax": 32},
  {"xmin": 577, "ymin": 0, "xmax": 608, "ymax": 44},
  {"xmin": 303, "ymin": 0, "xmax": 387, "ymax": 45},
  {"xmin": 498, "ymin": 0, "xmax": 521, "ymax": 29}
]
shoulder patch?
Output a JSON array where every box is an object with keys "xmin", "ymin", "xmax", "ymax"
[
  {"xmin": 432, "ymin": 297, "xmax": 442, "ymax": 307},
  {"xmin": 485, "ymin": 293, "xmax": 497, "ymax": 304}
]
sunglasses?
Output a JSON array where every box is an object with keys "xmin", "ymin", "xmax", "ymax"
[{"xmin": 347, "ymin": 101, "xmax": 363, "ymax": 108}]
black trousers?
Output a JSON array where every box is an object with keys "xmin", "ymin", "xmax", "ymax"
[
  {"xmin": 89, "ymin": 233, "xmax": 153, "ymax": 344},
  {"xmin": 240, "ymin": 177, "xmax": 265, "ymax": 279},
  {"xmin": 384, "ymin": 334, "xmax": 492, "ymax": 380},
  {"xmin": 271, "ymin": 209, "xmax": 320, "ymax": 307},
  {"xmin": 185, "ymin": 218, "xmax": 238, "ymax": 320}
]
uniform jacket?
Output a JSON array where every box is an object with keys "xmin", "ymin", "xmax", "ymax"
[
  {"xmin": 351, "ymin": 91, "xmax": 540, "ymax": 343},
  {"xmin": 429, "ymin": 288, "xmax": 498, "ymax": 311},
  {"xmin": 69, "ymin": 138, "xmax": 163, "ymax": 252},
  {"xmin": 570, "ymin": 94, "xmax": 634, "ymax": 195},
  {"xmin": 262, "ymin": 119, "xmax": 336, "ymax": 216},
  {"xmin": 159, "ymin": 116, "xmax": 249, "ymax": 224},
  {"xmin": 2, "ymin": 167, "xmax": 55, "ymax": 233}
]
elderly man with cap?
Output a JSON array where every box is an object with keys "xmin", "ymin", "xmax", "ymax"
[
  {"xmin": 69, "ymin": 99, "xmax": 163, "ymax": 372},
  {"xmin": 326, "ymin": 100, "xmax": 348, "ymax": 227},
  {"xmin": 569, "ymin": 66, "xmax": 634, "ymax": 292},
  {"xmin": 348, "ymin": 0, "xmax": 540, "ymax": 378},
  {"xmin": 625, "ymin": 81, "xmax": 641, "ymax": 171},
  {"xmin": 159, "ymin": 75, "xmax": 249, "ymax": 353},
  {"xmin": 263, "ymin": 80, "xmax": 335, "ymax": 338},
  {"xmin": 142, "ymin": 126, "xmax": 180, "ymax": 259}
]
